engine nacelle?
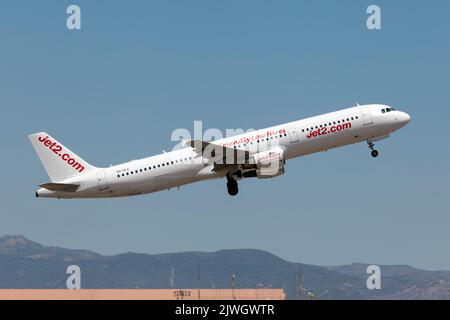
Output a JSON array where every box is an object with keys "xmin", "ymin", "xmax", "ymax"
[{"xmin": 251, "ymin": 147, "xmax": 285, "ymax": 179}]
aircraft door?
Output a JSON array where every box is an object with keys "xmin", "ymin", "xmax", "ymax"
[
  {"xmin": 360, "ymin": 107, "xmax": 374, "ymax": 126},
  {"xmin": 288, "ymin": 127, "xmax": 299, "ymax": 143},
  {"xmin": 96, "ymin": 171, "xmax": 109, "ymax": 191}
]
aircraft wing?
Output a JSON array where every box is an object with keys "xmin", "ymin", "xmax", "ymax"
[{"xmin": 186, "ymin": 140, "xmax": 250, "ymax": 171}]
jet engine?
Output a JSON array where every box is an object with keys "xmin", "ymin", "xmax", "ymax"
[{"xmin": 245, "ymin": 147, "xmax": 285, "ymax": 179}]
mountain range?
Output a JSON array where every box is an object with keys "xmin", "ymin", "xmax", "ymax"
[{"xmin": 0, "ymin": 235, "xmax": 449, "ymax": 299}]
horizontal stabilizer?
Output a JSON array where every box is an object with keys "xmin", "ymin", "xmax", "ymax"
[{"xmin": 39, "ymin": 183, "xmax": 80, "ymax": 192}]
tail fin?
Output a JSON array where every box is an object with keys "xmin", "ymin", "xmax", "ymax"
[{"xmin": 29, "ymin": 132, "xmax": 97, "ymax": 182}]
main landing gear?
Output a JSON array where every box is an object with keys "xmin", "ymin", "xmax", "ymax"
[
  {"xmin": 367, "ymin": 140, "xmax": 379, "ymax": 158},
  {"xmin": 226, "ymin": 173, "xmax": 239, "ymax": 196}
]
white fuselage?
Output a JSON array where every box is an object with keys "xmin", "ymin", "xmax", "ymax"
[{"xmin": 36, "ymin": 104, "xmax": 410, "ymax": 199}]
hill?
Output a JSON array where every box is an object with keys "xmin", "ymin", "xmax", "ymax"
[{"xmin": 1, "ymin": 235, "xmax": 449, "ymax": 299}]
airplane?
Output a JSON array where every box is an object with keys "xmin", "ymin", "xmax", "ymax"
[{"xmin": 29, "ymin": 104, "xmax": 410, "ymax": 199}]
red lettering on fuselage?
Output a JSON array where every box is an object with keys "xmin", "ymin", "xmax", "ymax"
[
  {"xmin": 221, "ymin": 128, "xmax": 287, "ymax": 148},
  {"xmin": 306, "ymin": 122, "xmax": 352, "ymax": 139}
]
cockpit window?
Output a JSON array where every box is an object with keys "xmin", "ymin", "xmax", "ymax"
[{"xmin": 382, "ymin": 107, "xmax": 396, "ymax": 114}]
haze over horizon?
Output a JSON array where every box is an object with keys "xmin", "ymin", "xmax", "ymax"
[{"xmin": 1, "ymin": 1, "xmax": 449, "ymax": 271}]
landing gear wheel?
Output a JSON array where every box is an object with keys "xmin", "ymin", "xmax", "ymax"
[
  {"xmin": 367, "ymin": 140, "xmax": 379, "ymax": 158},
  {"xmin": 226, "ymin": 174, "xmax": 239, "ymax": 196},
  {"xmin": 227, "ymin": 184, "xmax": 239, "ymax": 196},
  {"xmin": 371, "ymin": 150, "xmax": 379, "ymax": 158}
]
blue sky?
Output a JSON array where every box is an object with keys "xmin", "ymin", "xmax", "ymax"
[{"xmin": 0, "ymin": 1, "xmax": 449, "ymax": 270}]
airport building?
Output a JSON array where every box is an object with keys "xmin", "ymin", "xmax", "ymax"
[{"xmin": 0, "ymin": 288, "xmax": 286, "ymax": 300}]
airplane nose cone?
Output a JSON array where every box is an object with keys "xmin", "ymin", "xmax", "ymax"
[{"xmin": 396, "ymin": 111, "xmax": 411, "ymax": 126}]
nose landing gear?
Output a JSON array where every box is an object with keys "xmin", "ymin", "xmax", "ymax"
[
  {"xmin": 226, "ymin": 174, "xmax": 239, "ymax": 196},
  {"xmin": 367, "ymin": 140, "xmax": 379, "ymax": 158}
]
